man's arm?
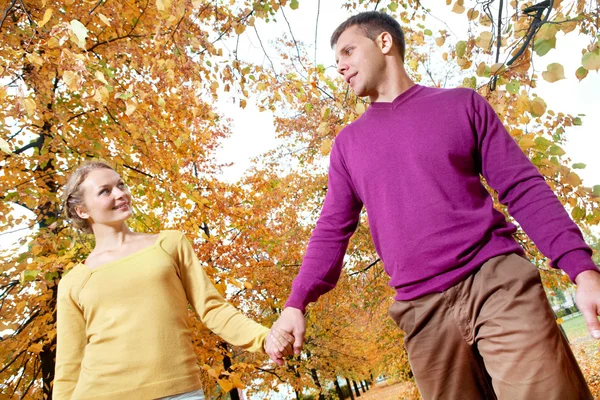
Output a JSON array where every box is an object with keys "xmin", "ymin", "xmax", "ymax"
[
  {"xmin": 472, "ymin": 91, "xmax": 600, "ymax": 338},
  {"xmin": 270, "ymin": 139, "xmax": 363, "ymax": 363}
]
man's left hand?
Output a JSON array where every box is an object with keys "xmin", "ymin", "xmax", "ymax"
[{"xmin": 575, "ymin": 269, "xmax": 600, "ymax": 339}]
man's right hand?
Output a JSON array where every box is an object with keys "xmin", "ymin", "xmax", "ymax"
[{"xmin": 267, "ymin": 307, "xmax": 306, "ymax": 365}]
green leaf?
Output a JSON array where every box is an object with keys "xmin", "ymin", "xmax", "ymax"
[
  {"xmin": 116, "ymin": 92, "xmax": 133, "ymax": 100},
  {"xmin": 388, "ymin": 2, "xmax": 398, "ymax": 12},
  {"xmin": 305, "ymin": 103, "xmax": 313, "ymax": 113},
  {"xmin": 534, "ymin": 136, "xmax": 551, "ymax": 150},
  {"xmin": 573, "ymin": 117, "xmax": 582, "ymax": 126},
  {"xmin": 424, "ymin": 29, "xmax": 432, "ymax": 36},
  {"xmin": 593, "ymin": 185, "xmax": 600, "ymax": 197},
  {"xmin": 582, "ymin": 51, "xmax": 600, "ymax": 71},
  {"xmin": 572, "ymin": 163, "xmax": 586, "ymax": 169},
  {"xmin": 533, "ymin": 37, "xmax": 556, "ymax": 57},
  {"xmin": 549, "ymin": 145, "xmax": 565, "ymax": 156},
  {"xmin": 21, "ymin": 270, "xmax": 40, "ymax": 284},
  {"xmin": 456, "ymin": 41, "xmax": 467, "ymax": 58},
  {"xmin": 506, "ymin": 80, "xmax": 520, "ymax": 94},
  {"xmin": 575, "ymin": 67, "xmax": 588, "ymax": 81},
  {"xmin": 571, "ymin": 206, "xmax": 586, "ymax": 221},
  {"xmin": 290, "ymin": 0, "xmax": 299, "ymax": 10}
]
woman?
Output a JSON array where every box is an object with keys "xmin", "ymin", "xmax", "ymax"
[{"xmin": 54, "ymin": 161, "xmax": 292, "ymax": 399}]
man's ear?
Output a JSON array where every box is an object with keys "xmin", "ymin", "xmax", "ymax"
[
  {"xmin": 377, "ymin": 31, "xmax": 394, "ymax": 55},
  {"xmin": 75, "ymin": 205, "xmax": 90, "ymax": 220}
]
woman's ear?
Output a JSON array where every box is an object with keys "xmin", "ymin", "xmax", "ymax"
[{"xmin": 75, "ymin": 205, "xmax": 89, "ymax": 220}]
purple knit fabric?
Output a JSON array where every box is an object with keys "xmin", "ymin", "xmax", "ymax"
[{"xmin": 285, "ymin": 85, "xmax": 597, "ymax": 312}]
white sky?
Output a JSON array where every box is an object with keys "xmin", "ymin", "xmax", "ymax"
[{"xmin": 216, "ymin": 1, "xmax": 600, "ymax": 188}]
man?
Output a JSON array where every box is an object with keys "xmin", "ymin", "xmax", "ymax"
[{"xmin": 267, "ymin": 11, "xmax": 600, "ymax": 400}]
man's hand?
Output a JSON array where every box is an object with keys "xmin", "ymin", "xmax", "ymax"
[
  {"xmin": 575, "ymin": 270, "xmax": 600, "ymax": 339},
  {"xmin": 266, "ymin": 307, "xmax": 306, "ymax": 365}
]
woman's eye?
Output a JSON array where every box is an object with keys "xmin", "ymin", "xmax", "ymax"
[{"xmin": 100, "ymin": 189, "xmax": 109, "ymax": 195}]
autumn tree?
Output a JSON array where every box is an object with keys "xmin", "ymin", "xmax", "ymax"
[{"xmin": 2, "ymin": 0, "xmax": 600, "ymax": 398}]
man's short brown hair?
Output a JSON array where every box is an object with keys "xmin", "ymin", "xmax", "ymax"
[{"xmin": 330, "ymin": 11, "xmax": 406, "ymax": 61}]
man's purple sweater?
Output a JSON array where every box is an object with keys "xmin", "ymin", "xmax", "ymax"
[{"xmin": 286, "ymin": 85, "xmax": 598, "ymax": 312}]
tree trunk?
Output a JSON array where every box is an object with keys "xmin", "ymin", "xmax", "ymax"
[
  {"xmin": 310, "ymin": 368, "xmax": 325, "ymax": 400},
  {"xmin": 221, "ymin": 343, "xmax": 240, "ymax": 400},
  {"xmin": 359, "ymin": 380, "xmax": 365, "ymax": 393},
  {"xmin": 334, "ymin": 377, "xmax": 344, "ymax": 400},
  {"xmin": 352, "ymin": 380, "xmax": 361, "ymax": 397},
  {"xmin": 345, "ymin": 377, "xmax": 355, "ymax": 400}
]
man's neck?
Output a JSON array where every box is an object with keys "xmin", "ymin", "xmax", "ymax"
[{"xmin": 369, "ymin": 63, "xmax": 415, "ymax": 103}]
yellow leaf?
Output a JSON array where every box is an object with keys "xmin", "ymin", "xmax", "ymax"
[
  {"xmin": 467, "ymin": 8, "xmax": 479, "ymax": 20},
  {"xmin": 210, "ymin": 81, "xmax": 219, "ymax": 90},
  {"xmin": 489, "ymin": 63, "xmax": 505, "ymax": 74},
  {"xmin": 218, "ymin": 378, "xmax": 234, "ymax": 393},
  {"xmin": 541, "ymin": 63, "xmax": 565, "ymax": 83},
  {"xmin": 38, "ymin": 8, "xmax": 53, "ymax": 28},
  {"xmin": 320, "ymin": 138, "xmax": 332, "ymax": 156},
  {"xmin": 62, "ymin": 71, "xmax": 79, "ymax": 91},
  {"xmin": 518, "ymin": 136, "xmax": 535, "ymax": 149},
  {"xmin": 0, "ymin": 138, "xmax": 11, "ymax": 153},
  {"xmin": 435, "ymin": 36, "xmax": 445, "ymax": 47},
  {"xmin": 158, "ymin": 97, "xmax": 166, "ymax": 107},
  {"xmin": 93, "ymin": 87, "xmax": 109, "ymax": 105},
  {"xmin": 442, "ymin": 52, "xmax": 448, "ymax": 61},
  {"xmin": 156, "ymin": 0, "xmax": 172, "ymax": 12},
  {"xmin": 235, "ymin": 24, "xmax": 245, "ymax": 35},
  {"xmin": 125, "ymin": 100, "xmax": 137, "ymax": 116},
  {"xmin": 452, "ymin": 2, "xmax": 465, "ymax": 14},
  {"xmin": 240, "ymin": 99, "xmax": 247, "ymax": 109},
  {"xmin": 69, "ymin": 20, "xmax": 88, "ymax": 49},
  {"xmin": 564, "ymin": 172, "xmax": 582, "ymax": 187},
  {"xmin": 95, "ymin": 71, "xmax": 108, "ymax": 85},
  {"xmin": 243, "ymin": 281, "xmax": 253, "ymax": 290},
  {"xmin": 355, "ymin": 102, "xmax": 365, "ymax": 115},
  {"xmin": 529, "ymin": 97, "xmax": 547, "ymax": 118},
  {"xmin": 582, "ymin": 52, "xmax": 600, "ymax": 71},
  {"xmin": 28, "ymin": 343, "xmax": 44, "ymax": 354},
  {"xmin": 24, "ymin": 98, "xmax": 36, "ymax": 116},
  {"xmin": 98, "ymin": 13, "xmax": 111, "ymax": 26},
  {"xmin": 477, "ymin": 31, "xmax": 493, "ymax": 49}
]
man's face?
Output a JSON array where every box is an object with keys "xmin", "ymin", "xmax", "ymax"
[{"xmin": 335, "ymin": 25, "xmax": 386, "ymax": 98}]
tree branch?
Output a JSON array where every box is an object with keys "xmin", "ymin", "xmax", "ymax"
[
  {"xmin": 348, "ymin": 258, "xmax": 381, "ymax": 276},
  {"xmin": 0, "ymin": 0, "xmax": 17, "ymax": 33}
]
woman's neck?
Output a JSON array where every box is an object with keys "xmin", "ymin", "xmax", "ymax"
[{"xmin": 91, "ymin": 224, "xmax": 134, "ymax": 252}]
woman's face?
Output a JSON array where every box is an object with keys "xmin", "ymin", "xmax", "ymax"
[{"xmin": 75, "ymin": 168, "xmax": 133, "ymax": 229}]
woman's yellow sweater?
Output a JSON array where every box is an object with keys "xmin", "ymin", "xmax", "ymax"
[{"xmin": 54, "ymin": 230, "xmax": 269, "ymax": 399}]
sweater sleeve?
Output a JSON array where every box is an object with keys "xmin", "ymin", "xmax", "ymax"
[
  {"xmin": 175, "ymin": 233, "xmax": 269, "ymax": 353},
  {"xmin": 54, "ymin": 271, "xmax": 87, "ymax": 399},
  {"xmin": 472, "ymin": 91, "xmax": 598, "ymax": 282},
  {"xmin": 285, "ymin": 139, "xmax": 363, "ymax": 313}
]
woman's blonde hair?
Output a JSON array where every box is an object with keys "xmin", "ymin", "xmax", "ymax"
[{"xmin": 63, "ymin": 160, "xmax": 115, "ymax": 233}]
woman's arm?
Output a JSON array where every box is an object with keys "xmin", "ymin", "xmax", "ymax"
[
  {"xmin": 175, "ymin": 233, "xmax": 270, "ymax": 353},
  {"xmin": 53, "ymin": 278, "xmax": 86, "ymax": 399}
]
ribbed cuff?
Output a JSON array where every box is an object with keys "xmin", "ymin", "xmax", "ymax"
[
  {"xmin": 284, "ymin": 295, "xmax": 308, "ymax": 314},
  {"xmin": 556, "ymin": 249, "xmax": 599, "ymax": 283}
]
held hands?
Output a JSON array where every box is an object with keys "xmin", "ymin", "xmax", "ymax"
[
  {"xmin": 265, "ymin": 307, "xmax": 306, "ymax": 365},
  {"xmin": 574, "ymin": 270, "xmax": 600, "ymax": 339}
]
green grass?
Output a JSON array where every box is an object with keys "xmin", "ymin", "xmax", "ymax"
[{"xmin": 561, "ymin": 313, "xmax": 589, "ymax": 342}]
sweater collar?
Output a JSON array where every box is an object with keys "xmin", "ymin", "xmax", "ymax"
[{"xmin": 369, "ymin": 84, "xmax": 423, "ymax": 110}]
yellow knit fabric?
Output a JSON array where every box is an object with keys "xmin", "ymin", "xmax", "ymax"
[{"xmin": 54, "ymin": 230, "xmax": 269, "ymax": 400}]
